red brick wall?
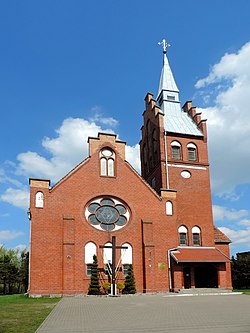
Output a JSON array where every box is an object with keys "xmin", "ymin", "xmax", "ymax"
[
  {"xmin": 30, "ymin": 140, "xmax": 176, "ymax": 295},
  {"xmin": 29, "ymin": 94, "xmax": 232, "ymax": 295}
]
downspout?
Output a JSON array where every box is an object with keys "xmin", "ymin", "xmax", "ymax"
[
  {"xmin": 164, "ymin": 131, "xmax": 170, "ymax": 189},
  {"xmin": 168, "ymin": 248, "xmax": 178, "ymax": 292},
  {"xmin": 27, "ymin": 208, "xmax": 32, "ymax": 294}
]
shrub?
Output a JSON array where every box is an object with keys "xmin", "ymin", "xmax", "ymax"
[{"xmin": 88, "ymin": 255, "xmax": 101, "ymax": 295}]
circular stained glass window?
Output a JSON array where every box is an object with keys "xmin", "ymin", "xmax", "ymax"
[{"xmin": 85, "ymin": 197, "xmax": 130, "ymax": 231}]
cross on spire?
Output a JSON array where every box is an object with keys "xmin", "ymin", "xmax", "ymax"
[{"xmin": 158, "ymin": 39, "xmax": 171, "ymax": 53}]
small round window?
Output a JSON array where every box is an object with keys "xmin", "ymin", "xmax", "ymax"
[
  {"xmin": 181, "ymin": 170, "xmax": 191, "ymax": 179},
  {"xmin": 85, "ymin": 197, "xmax": 130, "ymax": 231}
]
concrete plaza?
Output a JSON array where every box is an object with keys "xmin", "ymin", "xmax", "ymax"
[{"xmin": 36, "ymin": 294, "xmax": 250, "ymax": 333}]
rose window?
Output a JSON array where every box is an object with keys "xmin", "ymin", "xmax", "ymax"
[{"xmin": 85, "ymin": 197, "xmax": 130, "ymax": 231}]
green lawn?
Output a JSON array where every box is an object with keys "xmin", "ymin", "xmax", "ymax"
[
  {"xmin": 233, "ymin": 289, "xmax": 250, "ymax": 295},
  {"xmin": 0, "ymin": 294, "xmax": 60, "ymax": 333}
]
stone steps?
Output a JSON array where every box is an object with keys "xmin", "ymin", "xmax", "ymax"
[{"xmin": 178, "ymin": 288, "xmax": 232, "ymax": 294}]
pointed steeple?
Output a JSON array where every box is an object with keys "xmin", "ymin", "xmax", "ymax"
[
  {"xmin": 157, "ymin": 39, "xmax": 181, "ymax": 114},
  {"xmin": 157, "ymin": 39, "xmax": 203, "ymax": 136}
]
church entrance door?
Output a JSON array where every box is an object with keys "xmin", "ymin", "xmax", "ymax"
[
  {"xmin": 194, "ymin": 265, "xmax": 218, "ymax": 288},
  {"xmin": 183, "ymin": 267, "xmax": 191, "ymax": 289}
]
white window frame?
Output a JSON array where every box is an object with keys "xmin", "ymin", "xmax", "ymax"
[
  {"xmin": 35, "ymin": 191, "xmax": 44, "ymax": 208},
  {"xmin": 100, "ymin": 148, "xmax": 115, "ymax": 177},
  {"xmin": 166, "ymin": 201, "xmax": 173, "ymax": 215}
]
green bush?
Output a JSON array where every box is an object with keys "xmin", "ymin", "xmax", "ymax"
[
  {"xmin": 123, "ymin": 265, "xmax": 136, "ymax": 294},
  {"xmin": 88, "ymin": 255, "xmax": 101, "ymax": 295}
]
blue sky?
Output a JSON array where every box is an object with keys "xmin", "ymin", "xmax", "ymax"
[{"xmin": 1, "ymin": 0, "xmax": 250, "ymax": 256}]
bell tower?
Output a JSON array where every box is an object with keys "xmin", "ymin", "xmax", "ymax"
[{"xmin": 140, "ymin": 39, "xmax": 215, "ymax": 245}]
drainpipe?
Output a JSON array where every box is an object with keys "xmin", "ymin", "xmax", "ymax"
[
  {"xmin": 164, "ymin": 131, "xmax": 169, "ymax": 189},
  {"xmin": 168, "ymin": 248, "xmax": 178, "ymax": 292},
  {"xmin": 27, "ymin": 208, "xmax": 32, "ymax": 295}
]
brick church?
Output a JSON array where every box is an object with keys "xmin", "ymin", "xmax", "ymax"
[{"xmin": 28, "ymin": 41, "xmax": 232, "ymax": 296}]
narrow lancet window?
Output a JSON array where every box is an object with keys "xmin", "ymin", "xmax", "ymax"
[
  {"xmin": 121, "ymin": 243, "xmax": 132, "ymax": 276},
  {"xmin": 187, "ymin": 143, "xmax": 197, "ymax": 161},
  {"xmin": 192, "ymin": 226, "xmax": 201, "ymax": 246},
  {"xmin": 35, "ymin": 191, "xmax": 44, "ymax": 208},
  {"xmin": 166, "ymin": 201, "xmax": 173, "ymax": 215},
  {"xmin": 84, "ymin": 242, "xmax": 97, "ymax": 276},
  {"xmin": 171, "ymin": 141, "xmax": 181, "ymax": 160},
  {"xmin": 178, "ymin": 226, "xmax": 188, "ymax": 246},
  {"xmin": 99, "ymin": 148, "xmax": 115, "ymax": 177}
]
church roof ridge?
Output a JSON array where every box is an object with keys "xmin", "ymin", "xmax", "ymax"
[
  {"xmin": 124, "ymin": 160, "xmax": 162, "ymax": 200},
  {"xmin": 50, "ymin": 156, "xmax": 90, "ymax": 191}
]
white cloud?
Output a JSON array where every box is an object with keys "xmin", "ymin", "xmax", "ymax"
[
  {"xmin": 218, "ymin": 226, "xmax": 250, "ymax": 245},
  {"xmin": 0, "ymin": 230, "xmax": 24, "ymax": 241},
  {"xmin": 195, "ymin": 41, "xmax": 250, "ymax": 195},
  {"xmin": 0, "ymin": 115, "xmax": 141, "ymax": 212},
  {"xmin": 15, "ymin": 244, "xmax": 29, "ymax": 253},
  {"xmin": 0, "ymin": 188, "xmax": 29, "ymax": 210},
  {"xmin": 125, "ymin": 144, "xmax": 141, "ymax": 173},
  {"xmin": 90, "ymin": 112, "xmax": 119, "ymax": 127},
  {"xmin": 213, "ymin": 205, "xmax": 248, "ymax": 221},
  {"xmin": 14, "ymin": 117, "xmax": 141, "ymax": 184},
  {"xmin": 0, "ymin": 167, "xmax": 23, "ymax": 187},
  {"xmin": 0, "ymin": 213, "xmax": 10, "ymax": 218},
  {"xmin": 16, "ymin": 117, "xmax": 115, "ymax": 182},
  {"xmin": 238, "ymin": 219, "xmax": 250, "ymax": 227}
]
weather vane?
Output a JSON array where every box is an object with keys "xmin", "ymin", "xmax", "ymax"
[{"xmin": 158, "ymin": 39, "xmax": 171, "ymax": 53}]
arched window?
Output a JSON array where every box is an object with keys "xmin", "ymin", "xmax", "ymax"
[
  {"xmin": 171, "ymin": 141, "xmax": 181, "ymax": 160},
  {"xmin": 103, "ymin": 242, "xmax": 112, "ymax": 276},
  {"xmin": 143, "ymin": 144, "xmax": 147, "ymax": 166},
  {"xmin": 151, "ymin": 177, "xmax": 156, "ymax": 189},
  {"xmin": 121, "ymin": 243, "xmax": 132, "ymax": 276},
  {"xmin": 147, "ymin": 121, "xmax": 152, "ymax": 158},
  {"xmin": 166, "ymin": 201, "xmax": 173, "ymax": 216},
  {"xmin": 35, "ymin": 191, "xmax": 44, "ymax": 208},
  {"xmin": 187, "ymin": 143, "xmax": 197, "ymax": 161},
  {"xmin": 192, "ymin": 226, "xmax": 201, "ymax": 246},
  {"xmin": 178, "ymin": 225, "xmax": 188, "ymax": 246},
  {"xmin": 100, "ymin": 148, "xmax": 115, "ymax": 177},
  {"xmin": 152, "ymin": 129, "xmax": 157, "ymax": 154},
  {"xmin": 84, "ymin": 242, "xmax": 97, "ymax": 276}
]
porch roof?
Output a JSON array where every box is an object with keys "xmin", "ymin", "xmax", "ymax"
[{"xmin": 170, "ymin": 247, "xmax": 230, "ymax": 263}]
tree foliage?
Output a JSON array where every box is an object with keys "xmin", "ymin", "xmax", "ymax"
[
  {"xmin": 0, "ymin": 246, "xmax": 29, "ymax": 295},
  {"xmin": 123, "ymin": 264, "xmax": 136, "ymax": 294},
  {"xmin": 231, "ymin": 252, "xmax": 250, "ymax": 289},
  {"xmin": 88, "ymin": 254, "xmax": 101, "ymax": 295}
]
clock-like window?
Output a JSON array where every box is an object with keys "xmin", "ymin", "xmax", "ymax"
[{"xmin": 85, "ymin": 197, "xmax": 130, "ymax": 231}]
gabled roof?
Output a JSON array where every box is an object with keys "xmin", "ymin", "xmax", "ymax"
[
  {"xmin": 164, "ymin": 111, "xmax": 203, "ymax": 136},
  {"xmin": 214, "ymin": 227, "xmax": 232, "ymax": 244},
  {"xmin": 171, "ymin": 247, "xmax": 230, "ymax": 263}
]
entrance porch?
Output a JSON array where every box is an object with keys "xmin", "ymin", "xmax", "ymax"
[{"xmin": 169, "ymin": 247, "xmax": 231, "ymax": 292}]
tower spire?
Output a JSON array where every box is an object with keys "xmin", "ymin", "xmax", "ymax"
[
  {"xmin": 157, "ymin": 39, "xmax": 180, "ymax": 105},
  {"xmin": 156, "ymin": 39, "xmax": 203, "ymax": 136}
]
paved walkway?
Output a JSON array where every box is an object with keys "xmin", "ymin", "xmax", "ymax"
[{"xmin": 36, "ymin": 294, "xmax": 250, "ymax": 333}]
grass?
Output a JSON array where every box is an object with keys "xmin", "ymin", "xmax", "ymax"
[
  {"xmin": 233, "ymin": 289, "xmax": 250, "ymax": 295},
  {"xmin": 0, "ymin": 294, "xmax": 61, "ymax": 333}
]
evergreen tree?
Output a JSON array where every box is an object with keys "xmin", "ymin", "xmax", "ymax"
[
  {"xmin": 19, "ymin": 251, "xmax": 29, "ymax": 293},
  {"xmin": 0, "ymin": 246, "xmax": 29, "ymax": 295},
  {"xmin": 123, "ymin": 264, "xmax": 136, "ymax": 294},
  {"xmin": 231, "ymin": 252, "xmax": 250, "ymax": 289},
  {"xmin": 88, "ymin": 254, "xmax": 101, "ymax": 295}
]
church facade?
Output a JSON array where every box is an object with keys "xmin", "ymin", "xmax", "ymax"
[{"xmin": 29, "ymin": 42, "xmax": 232, "ymax": 296}]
